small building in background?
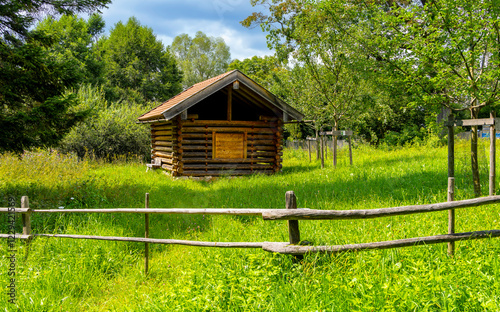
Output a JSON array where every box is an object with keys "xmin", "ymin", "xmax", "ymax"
[{"xmin": 137, "ymin": 70, "xmax": 304, "ymax": 176}]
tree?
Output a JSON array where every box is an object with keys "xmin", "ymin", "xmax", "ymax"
[
  {"xmin": 35, "ymin": 14, "xmax": 106, "ymax": 86},
  {"xmin": 0, "ymin": 0, "xmax": 110, "ymax": 153},
  {"xmin": 228, "ymin": 55, "xmax": 283, "ymax": 89},
  {"xmin": 171, "ymin": 31, "xmax": 231, "ymax": 88},
  {"xmin": 319, "ymin": 0, "xmax": 500, "ymax": 195},
  {"xmin": 244, "ymin": 0, "xmax": 367, "ymax": 166},
  {"xmin": 98, "ymin": 17, "xmax": 183, "ymax": 103}
]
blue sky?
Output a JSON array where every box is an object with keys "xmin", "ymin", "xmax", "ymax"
[{"xmin": 99, "ymin": 0, "xmax": 273, "ymax": 61}]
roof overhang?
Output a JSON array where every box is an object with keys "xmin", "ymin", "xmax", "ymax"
[{"xmin": 137, "ymin": 70, "xmax": 304, "ymax": 123}]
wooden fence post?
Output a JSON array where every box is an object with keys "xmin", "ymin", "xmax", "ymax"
[
  {"xmin": 307, "ymin": 139, "xmax": 311, "ymax": 162},
  {"xmin": 490, "ymin": 111, "xmax": 496, "ymax": 196},
  {"xmin": 145, "ymin": 193, "xmax": 150, "ymax": 275},
  {"xmin": 348, "ymin": 132, "xmax": 353, "ymax": 166},
  {"xmin": 447, "ymin": 114, "xmax": 455, "ymax": 256},
  {"xmin": 21, "ymin": 196, "xmax": 31, "ymax": 238},
  {"xmin": 333, "ymin": 134, "xmax": 338, "ymax": 167},
  {"xmin": 320, "ymin": 135, "xmax": 325, "ymax": 169},
  {"xmin": 286, "ymin": 191, "xmax": 300, "ymax": 245},
  {"xmin": 315, "ymin": 129, "xmax": 320, "ymax": 160}
]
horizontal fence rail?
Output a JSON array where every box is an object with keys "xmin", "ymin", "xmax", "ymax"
[{"xmin": 3, "ymin": 192, "xmax": 500, "ymax": 264}]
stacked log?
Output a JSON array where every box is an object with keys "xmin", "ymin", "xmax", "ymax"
[
  {"xmin": 150, "ymin": 121, "xmax": 179, "ymax": 173},
  {"xmin": 176, "ymin": 120, "xmax": 281, "ymax": 176}
]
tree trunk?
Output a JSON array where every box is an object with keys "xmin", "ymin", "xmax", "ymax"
[{"xmin": 471, "ymin": 107, "xmax": 481, "ymax": 197}]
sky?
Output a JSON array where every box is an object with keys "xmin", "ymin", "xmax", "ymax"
[{"xmin": 98, "ymin": 0, "xmax": 273, "ymax": 61}]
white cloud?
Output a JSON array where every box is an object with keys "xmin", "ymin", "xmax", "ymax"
[{"xmin": 98, "ymin": 0, "xmax": 273, "ymax": 61}]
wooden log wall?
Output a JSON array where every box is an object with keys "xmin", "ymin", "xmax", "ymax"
[
  {"xmin": 173, "ymin": 119, "xmax": 283, "ymax": 176},
  {"xmin": 150, "ymin": 120, "xmax": 180, "ymax": 174}
]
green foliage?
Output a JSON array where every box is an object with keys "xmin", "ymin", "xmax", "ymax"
[
  {"xmin": 0, "ymin": 0, "xmax": 110, "ymax": 40},
  {"xmin": 227, "ymin": 55, "xmax": 283, "ymax": 89},
  {"xmin": 2, "ymin": 143, "xmax": 500, "ymax": 310},
  {"xmin": 35, "ymin": 14, "xmax": 106, "ymax": 86},
  {"xmin": 171, "ymin": 31, "xmax": 231, "ymax": 88},
  {"xmin": 98, "ymin": 17, "xmax": 183, "ymax": 103},
  {"xmin": 0, "ymin": 0, "xmax": 110, "ymax": 153},
  {"xmin": 0, "ymin": 34, "xmax": 89, "ymax": 153},
  {"xmin": 59, "ymin": 85, "xmax": 151, "ymax": 161}
]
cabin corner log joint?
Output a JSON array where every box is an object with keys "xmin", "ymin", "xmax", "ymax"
[{"xmin": 138, "ymin": 70, "xmax": 304, "ymax": 176}]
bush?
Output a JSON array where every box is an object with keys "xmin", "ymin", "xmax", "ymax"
[{"xmin": 59, "ymin": 85, "xmax": 151, "ymax": 161}]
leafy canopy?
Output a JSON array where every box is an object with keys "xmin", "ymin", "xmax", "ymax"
[
  {"xmin": 98, "ymin": 17, "xmax": 183, "ymax": 103},
  {"xmin": 0, "ymin": 0, "xmax": 110, "ymax": 153},
  {"xmin": 171, "ymin": 31, "xmax": 231, "ymax": 88}
]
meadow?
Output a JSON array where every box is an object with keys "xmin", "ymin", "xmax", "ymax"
[{"xmin": 1, "ymin": 141, "xmax": 500, "ymax": 311}]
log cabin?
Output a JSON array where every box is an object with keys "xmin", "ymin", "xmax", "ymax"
[{"xmin": 137, "ymin": 69, "xmax": 304, "ymax": 176}]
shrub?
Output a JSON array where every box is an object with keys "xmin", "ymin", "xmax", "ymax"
[{"xmin": 59, "ymin": 85, "xmax": 151, "ymax": 161}]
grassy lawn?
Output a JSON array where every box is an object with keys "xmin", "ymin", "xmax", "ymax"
[{"xmin": 1, "ymin": 141, "xmax": 500, "ymax": 311}]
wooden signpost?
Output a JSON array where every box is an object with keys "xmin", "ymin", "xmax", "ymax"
[
  {"xmin": 318, "ymin": 130, "xmax": 354, "ymax": 167},
  {"xmin": 445, "ymin": 112, "xmax": 498, "ymax": 256}
]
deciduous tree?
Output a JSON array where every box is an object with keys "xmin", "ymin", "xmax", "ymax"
[{"xmin": 171, "ymin": 31, "xmax": 231, "ymax": 88}]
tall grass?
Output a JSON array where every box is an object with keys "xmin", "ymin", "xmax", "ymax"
[{"xmin": 1, "ymin": 140, "xmax": 500, "ymax": 311}]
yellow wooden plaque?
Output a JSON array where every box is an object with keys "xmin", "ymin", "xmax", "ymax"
[{"xmin": 214, "ymin": 132, "xmax": 247, "ymax": 159}]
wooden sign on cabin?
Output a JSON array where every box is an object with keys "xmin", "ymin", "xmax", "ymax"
[{"xmin": 137, "ymin": 70, "xmax": 304, "ymax": 176}]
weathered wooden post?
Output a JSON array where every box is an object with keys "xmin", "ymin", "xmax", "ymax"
[
  {"xmin": 348, "ymin": 130, "xmax": 353, "ymax": 165},
  {"xmin": 307, "ymin": 139, "xmax": 311, "ymax": 162},
  {"xmin": 490, "ymin": 111, "xmax": 496, "ymax": 196},
  {"xmin": 320, "ymin": 134, "xmax": 325, "ymax": 169},
  {"xmin": 315, "ymin": 129, "xmax": 320, "ymax": 160},
  {"xmin": 145, "ymin": 193, "xmax": 150, "ymax": 275},
  {"xmin": 333, "ymin": 133, "xmax": 338, "ymax": 167},
  {"xmin": 286, "ymin": 191, "xmax": 300, "ymax": 245},
  {"xmin": 324, "ymin": 136, "xmax": 328, "ymax": 160},
  {"xmin": 447, "ymin": 114, "xmax": 455, "ymax": 256},
  {"xmin": 21, "ymin": 196, "xmax": 31, "ymax": 238}
]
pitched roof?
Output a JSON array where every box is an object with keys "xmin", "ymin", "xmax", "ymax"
[{"xmin": 137, "ymin": 69, "xmax": 303, "ymax": 122}]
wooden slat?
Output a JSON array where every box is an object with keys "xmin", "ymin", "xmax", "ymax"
[
  {"xmin": 152, "ymin": 125, "xmax": 173, "ymax": 131},
  {"xmin": 182, "ymin": 127, "xmax": 274, "ymax": 134},
  {"xmin": 153, "ymin": 130, "xmax": 173, "ymax": 136},
  {"xmin": 247, "ymin": 134, "xmax": 275, "ymax": 140},
  {"xmin": 153, "ymin": 146, "xmax": 173, "ymax": 152},
  {"xmin": 320, "ymin": 130, "xmax": 353, "ymax": 136},
  {"xmin": 153, "ymin": 141, "xmax": 173, "ymax": 147},
  {"xmin": 183, "ymin": 133, "xmax": 215, "ymax": 139},
  {"xmin": 183, "ymin": 164, "xmax": 274, "ymax": 170},
  {"xmin": 162, "ymin": 164, "xmax": 174, "ymax": 171},
  {"xmin": 182, "ymin": 158, "xmax": 274, "ymax": 163},
  {"xmin": 181, "ymin": 169, "xmax": 274, "ymax": 176},
  {"xmin": 262, "ymin": 195, "xmax": 500, "ymax": 220},
  {"xmin": 155, "ymin": 151, "xmax": 173, "ymax": 158},
  {"xmin": 0, "ymin": 234, "xmax": 31, "ymax": 239},
  {"xmin": 34, "ymin": 234, "xmax": 264, "ymax": 248},
  {"xmin": 152, "ymin": 135, "xmax": 173, "ymax": 141},
  {"xmin": 156, "ymin": 157, "xmax": 173, "ymax": 165},
  {"xmin": 182, "ymin": 145, "xmax": 212, "ymax": 151},
  {"xmin": 0, "ymin": 208, "xmax": 30, "ymax": 213},
  {"xmin": 246, "ymin": 140, "xmax": 276, "ymax": 145},
  {"xmin": 447, "ymin": 118, "xmax": 497, "ymax": 127},
  {"xmin": 183, "ymin": 152, "xmax": 212, "ymax": 157},
  {"xmin": 262, "ymin": 230, "xmax": 500, "ymax": 255},
  {"xmin": 182, "ymin": 120, "xmax": 276, "ymax": 128},
  {"xmin": 182, "ymin": 140, "xmax": 213, "ymax": 145},
  {"xmin": 248, "ymin": 146, "xmax": 279, "ymax": 151},
  {"xmin": 33, "ymin": 208, "xmax": 270, "ymax": 215}
]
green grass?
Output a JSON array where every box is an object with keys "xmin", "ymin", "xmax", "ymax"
[{"xmin": 1, "ymin": 141, "xmax": 500, "ymax": 311}]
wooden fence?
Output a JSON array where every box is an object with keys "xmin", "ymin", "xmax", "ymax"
[{"xmin": 3, "ymin": 192, "xmax": 500, "ymax": 273}]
